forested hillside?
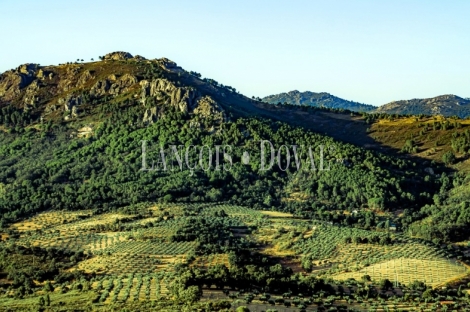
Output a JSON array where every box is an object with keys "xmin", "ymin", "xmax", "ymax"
[
  {"xmin": 263, "ymin": 90, "xmax": 376, "ymax": 112},
  {"xmin": 0, "ymin": 52, "xmax": 447, "ymax": 234},
  {"xmin": 1, "ymin": 52, "xmax": 470, "ymax": 310}
]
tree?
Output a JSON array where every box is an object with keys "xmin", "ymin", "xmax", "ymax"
[
  {"xmin": 38, "ymin": 296, "xmax": 45, "ymax": 307},
  {"xmin": 379, "ymin": 279, "xmax": 393, "ymax": 290},
  {"xmin": 236, "ymin": 307, "xmax": 250, "ymax": 312},
  {"xmin": 44, "ymin": 281, "xmax": 54, "ymax": 292},
  {"xmin": 442, "ymin": 151, "xmax": 456, "ymax": 165}
]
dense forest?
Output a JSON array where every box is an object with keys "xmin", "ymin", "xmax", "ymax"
[{"xmin": 0, "ymin": 96, "xmax": 449, "ymax": 236}]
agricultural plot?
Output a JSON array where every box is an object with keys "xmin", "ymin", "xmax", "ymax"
[
  {"xmin": 293, "ymin": 225, "xmax": 449, "ymax": 264},
  {"xmin": 10, "ymin": 210, "xmax": 92, "ymax": 232},
  {"xmin": 76, "ymin": 254, "xmax": 185, "ymax": 274},
  {"xmin": 101, "ymin": 241, "xmax": 197, "ymax": 256},
  {"xmin": 16, "ymin": 232, "xmax": 123, "ymax": 254},
  {"xmin": 293, "ymin": 224, "xmax": 391, "ymax": 261},
  {"xmin": 91, "ymin": 273, "xmax": 174, "ymax": 304},
  {"xmin": 48, "ymin": 212, "xmax": 136, "ymax": 234},
  {"xmin": 291, "ymin": 224, "xmax": 467, "ymax": 286},
  {"xmin": 334, "ymin": 258, "xmax": 468, "ymax": 287}
]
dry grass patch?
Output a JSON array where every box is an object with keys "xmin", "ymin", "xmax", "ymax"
[
  {"xmin": 11, "ymin": 210, "xmax": 92, "ymax": 232},
  {"xmin": 260, "ymin": 211, "xmax": 293, "ymax": 218}
]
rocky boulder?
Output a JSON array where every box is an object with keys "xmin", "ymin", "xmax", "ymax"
[{"xmin": 104, "ymin": 51, "xmax": 133, "ymax": 61}]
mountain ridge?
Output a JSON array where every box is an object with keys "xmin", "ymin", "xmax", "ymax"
[
  {"xmin": 376, "ymin": 94, "xmax": 470, "ymax": 118},
  {"xmin": 263, "ymin": 90, "xmax": 470, "ymax": 118},
  {"xmin": 262, "ymin": 90, "xmax": 376, "ymax": 112}
]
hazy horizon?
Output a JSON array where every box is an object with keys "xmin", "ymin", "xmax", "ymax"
[{"xmin": 1, "ymin": 0, "xmax": 469, "ymax": 105}]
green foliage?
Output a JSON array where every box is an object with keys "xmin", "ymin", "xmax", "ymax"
[{"xmin": 442, "ymin": 151, "xmax": 456, "ymax": 165}]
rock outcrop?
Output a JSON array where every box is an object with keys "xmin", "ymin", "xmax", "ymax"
[
  {"xmin": 77, "ymin": 70, "xmax": 94, "ymax": 87},
  {"xmin": 143, "ymin": 107, "xmax": 158, "ymax": 123},
  {"xmin": 140, "ymin": 78, "xmax": 225, "ymax": 124},
  {"xmin": 104, "ymin": 51, "xmax": 134, "ymax": 61},
  {"xmin": 59, "ymin": 94, "xmax": 82, "ymax": 118},
  {"xmin": 22, "ymin": 80, "xmax": 40, "ymax": 107},
  {"xmin": 0, "ymin": 52, "xmax": 228, "ymax": 130},
  {"xmin": 90, "ymin": 74, "xmax": 138, "ymax": 97},
  {"xmin": 140, "ymin": 79, "xmax": 198, "ymax": 113},
  {"xmin": 0, "ymin": 63, "xmax": 40, "ymax": 101},
  {"xmin": 109, "ymin": 74, "xmax": 138, "ymax": 95},
  {"xmin": 90, "ymin": 79, "xmax": 110, "ymax": 97}
]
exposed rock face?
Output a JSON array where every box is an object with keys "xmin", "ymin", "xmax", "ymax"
[
  {"xmin": 0, "ymin": 63, "xmax": 40, "ymax": 101},
  {"xmin": 0, "ymin": 52, "xmax": 227, "ymax": 130},
  {"xmin": 23, "ymin": 80, "xmax": 40, "ymax": 107},
  {"xmin": 90, "ymin": 74, "xmax": 138, "ymax": 97},
  {"xmin": 140, "ymin": 79, "xmax": 198, "ymax": 113},
  {"xmin": 58, "ymin": 65, "xmax": 82, "ymax": 92},
  {"xmin": 109, "ymin": 74, "xmax": 138, "ymax": 95},
  {"xmin": 104, "ymin": 51, "xmax": 134, "ymax": 61},
  {"xmin": 140, "ymin": 78, "xmax": 225, "ymax": 124},
  {"xmin": 59, "ymin": 94, "xmax": 82, "ymax": 118},
  {"xmin": 143, "ymin": 107, "xmax": 158, "ymax": 123},
  {"xmin": 77, "ymin": 70, "xmax": 94, "ymax": 87},
  {"xmin": 90, "ymin": 79, "xmax": 110, "ymax": 96},
  {"xmin": 159, "ymin": 58, "xmax": 178, "ymax": 69},
  {"xmin": 157, "ymin": 58, "xmax": 184, "ymax": 73}
]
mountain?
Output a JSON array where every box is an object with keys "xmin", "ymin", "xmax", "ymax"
[
  {"xmin": 375, "ymin": 94, "xmax": 470, "ymax": 118},
  {"xmin": 2, "ymin": 51, "xmax": 470, "ymax": 311},
  {"xmin": 263, "ymin": 91, "xmax": 470, "ymax": 118},
  {"xmin": 0, "ymin": 50, "xmax": 448, "ymax": 227},
  {"xmin": 262, "ymin": 90, "xmax": 376, "ymax": 112}
]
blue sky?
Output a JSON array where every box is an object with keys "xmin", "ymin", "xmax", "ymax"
[{"xmin": 1, "ymin": 0, "xmax": 469, "ymax": 105}]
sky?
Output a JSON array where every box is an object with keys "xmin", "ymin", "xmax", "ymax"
[{"xmin": 0, "ymin": 0, "xmax": 469, "ymax": 106}]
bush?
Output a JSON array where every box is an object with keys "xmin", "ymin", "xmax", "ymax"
[{"xmin": 442, "ymin": 151, "xmax": 456, "ymax": 165}]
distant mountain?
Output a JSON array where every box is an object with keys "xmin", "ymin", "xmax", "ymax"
[
  {"xmin": 375, "ymin": 94, "xmax": 470, "ymax": 118},
  {"xmin": 262, "ymin": 90, "xmax": 376, "ymax": 112},
  {"xmin": 264, "ymin": 91, "xmax": 470, "ymax": 118}
]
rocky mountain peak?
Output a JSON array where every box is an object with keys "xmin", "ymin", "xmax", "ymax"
[{"xmin": 103, "ymin": 51, "xmax": 134, "ymax": 61}]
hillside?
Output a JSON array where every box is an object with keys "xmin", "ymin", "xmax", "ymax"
[
  {"xmin": 262, "ymin": 90, "xmax": 376, "ymax": 112},
  {"xmin": 376, "ymin": 94, "xmax": 470, "ymax": 118},
  {"xmin": 1, "ymin": 51, "xmax": 470, "ymax": 311}
]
